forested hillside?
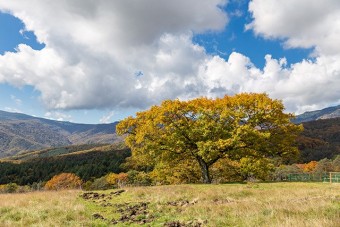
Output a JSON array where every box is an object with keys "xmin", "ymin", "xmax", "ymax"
[
  {"xmin": 297, "ymin": 117, "xmax": 340, "ymax": 162},
  {"xmin": 0, "ymin": 144, "xmax": 130, "ymax": 185},
  {"xmin": 0, "ymin": 110, "xmax": 121, "ymax": 157}
]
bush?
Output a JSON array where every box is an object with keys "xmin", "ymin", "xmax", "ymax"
[
  {"xmin": 127, "ymin": 170, "xmax": 152, "ymax": 186},
  {"xmin": 45, "ymin": 173, "xmax": 82, "ymax": 190},
  {"xmin": 84, "ymin": 176, "xmax": 111, "ymax": 191},
  {"xmin": 106, "ymin": 172, "xmax": 128, "ymax": 188},
  {"xmin": 0, "ymin": 183, "xmax": 19, "ymax": 193}
]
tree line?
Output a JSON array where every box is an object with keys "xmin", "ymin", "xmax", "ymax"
[{"xmin": 0, "ymin": 147, "xmax": 130, "ymax": 185}]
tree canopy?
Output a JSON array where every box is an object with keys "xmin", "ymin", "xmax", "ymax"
[{"xmin": 116, "ymin": 93, "xmax": 302, "ymax": 183}]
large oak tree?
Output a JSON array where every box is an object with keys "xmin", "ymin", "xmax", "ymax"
[{"xmin": 117, "ymin": 93, "xmax": 302, "ymax": 183}]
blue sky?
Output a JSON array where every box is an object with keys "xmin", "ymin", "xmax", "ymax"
[{"xmin": 0, "ymin": 0, "xmax": 339, "ymax": 123}]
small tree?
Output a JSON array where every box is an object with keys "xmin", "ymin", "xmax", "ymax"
[
  {"xmin": 106, "ymin": 172, "xmax": 128, "ymax": 188},
  {"xmin": 117, "ymin": 93, "xmax": 302, "ymax": 183},
  {"xmin": 240, "ymin": 157, "xmax": 275, "ymax": 181},
  {"xmin": 45, "ymin": 173, "xmax": 82, "ymax": 190},
  {"xmin": 332, "ymin": 155, "xmax": 340, "ymax": 171},
  {"xmin": 314, "ymin": 158, "xmax": 333, "ymax": 173}
]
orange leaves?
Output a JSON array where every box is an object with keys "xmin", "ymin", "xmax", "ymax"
[
  {"xmin": 296, "ymin": 161, "xmax": 318, "ymax": 173},
  {"xmin": 106, "ymin": 172, "xmax": 128, "ymax": 187},
  {"xmin": 45, "ymin": 173, "xmax": 82, "ymax": 190}
]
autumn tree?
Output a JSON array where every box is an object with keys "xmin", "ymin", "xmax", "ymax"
[
  {"xmin": 45, "ymin": 173, "xmax": 82, "ymax": 190},
  {"xmin": 117, "ymin": 93, "xmax": 302, "ymax": 183},
  {"xmin": 106, "ymin": 172, "xmax": 128, "ymax": 187}
]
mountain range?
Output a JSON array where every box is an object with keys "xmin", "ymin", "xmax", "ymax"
[
  {"xmin": 0, "ymin": 110, "xmax": 121, "ymax": 157},
  {"xmin": 0, "ymin": 104, "xmax": 340, "ymax": 158}
]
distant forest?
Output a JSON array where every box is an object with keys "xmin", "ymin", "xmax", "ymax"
[
  {"xmin": 0, "ymin": 146, "xmax": 130, "ymax": 185},
  {"xmin": 297, "ymin": 117, "xmax": 340, "ymax": 162}
]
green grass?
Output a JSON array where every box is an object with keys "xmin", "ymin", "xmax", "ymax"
[{"xmin": 0, "ymin": 182, "xmax": 339, "ymax": 226}]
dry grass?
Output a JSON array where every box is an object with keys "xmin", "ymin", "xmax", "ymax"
[
  {"xmin": 0, "ymin": 190, "xmax": 91, "ymax": 226},
  {"xmin": 83, "ymin": 182, "xmax": 340, "ymax": 226},
  {"xmin": 0, "ymin": 182, "xmax": 339, "ymax": 226}
]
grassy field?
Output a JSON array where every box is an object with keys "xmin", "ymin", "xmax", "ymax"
[{"xmin": 0, "ymin": 182, "xmax": 339, "ymax": 226}]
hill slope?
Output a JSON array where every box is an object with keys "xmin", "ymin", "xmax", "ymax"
[
  {"xmin": 0, "ymin": 143, "xmax": 130, "ymax": 185},
  {"xmin": 297, "ymin": 117, "xmax": 340, "ymax": 162},
  {"xmin": 0, "ymin": 110, "xmax": 121, "ymax": 157},
  {"xmin": 294, "ymin": 105, "xmax": 340, "ymax": 123}
]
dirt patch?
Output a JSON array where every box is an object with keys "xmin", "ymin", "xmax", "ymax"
[
  {"xmin": 92, "ymin": 213, "xmax": 105, "ymax": 220},
  {"xmin": 81, "ymin": 192, "xmax": 106, "ymax": 200},
  {"xmin": 212, "ymin": 198, "xmax": 234, "ymax": 204},
  {"xmin": 111, "ymin": 202, "xmax": 154, "ymax": 225},
  {"xmin": 110, "ymin": 189, "xmax": 125, "ymax": 196},
  {"xmin": 164, "ymin": 219, "xmax": 207, "ymax": 227},
  {"xmin": 166, "ymin": 198, "xmax": 198, "ymax": 207},
  {"xmin": 90, "ymin": 201, "xmax": 154, "ymax": 225},
  {"xmin": 81, "ymin": 189, "xmax": 125, "ymax": 201}
]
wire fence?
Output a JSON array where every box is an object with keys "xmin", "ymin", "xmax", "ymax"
[{"xmin": 287, "ymin": 172, "xmax": 340, "ymax": 183}]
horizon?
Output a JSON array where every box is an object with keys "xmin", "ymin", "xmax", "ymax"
[{"xmin": 1, "ymin": 0, "xmax": 340, "ymax": 124}]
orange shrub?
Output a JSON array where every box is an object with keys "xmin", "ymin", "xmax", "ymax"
[
  {"xmin": 303, "ymin": 161, "xmax": 318, "ymax": 172},
  {"xmin": 45, "ymin": 173, "xmax": 82, "ymax": 190},
  {"xmin": 106, "ymin": 172, "xmax": 128, "ymax": 187}
]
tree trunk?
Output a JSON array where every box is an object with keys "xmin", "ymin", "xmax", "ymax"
[{"xmin": 197, "ymin": 157, "xmax": 211, "ymax": 184}]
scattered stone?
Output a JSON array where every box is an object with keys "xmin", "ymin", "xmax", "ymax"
[
  {"xmin": 110, "ymin": 189, "xmax": 126, "ymax": 196},
  {"xmin": 164, "ymin": 220, "xmax": 184, "ymax": 227},
  {"xmin": 112, "ymin": 202, "xmax": 154, "ymax": 225},
  {"xmin": 213, "ymin": 198, "xmax": 234, "ymax": 204},
  {"xmin": 92, "ymin": 213, "xmax": 105, "ymax": 220},
  {"xmin": 166, "ymin": 199, "xmax": 198, "ymax": 207},
  {"xmin": 164, "ymin": 219, "xmax": 207, "ymax": 227},
  {"xmin": 81, "ymin": 192, "xmax": 105, "ymax": 200},
  {"xmin": 190, "ymin": 198, "xmax": 199, "ymax": 204}
]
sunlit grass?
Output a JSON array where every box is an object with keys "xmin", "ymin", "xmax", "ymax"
[
  {"xmin": 0, "ymin": 190, "xmax": 91, "ymax": 226},
  {"xmin": 83, "ymin": 182, "xmax": 340, "ymax": 226},
  {"xmin": 0, "ymin": 182, "xmax": 339, "ymax": 226}
]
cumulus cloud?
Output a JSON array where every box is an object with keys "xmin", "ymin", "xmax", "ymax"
[
  {"xmin": 247, "ymin": 0, "xmax": 340, "ymax": 55},
  {"xmin": 0, "ymin": 0, "xmax": 339, "ymax": 115},
  {"xmin": 243, "ymin": 0, "xmax": 340, "ymax": 112},
  {"xmin": 0, "ymin": 0, "xmax": 227, "ymax": 110},
  {"xmin": 197, "ymin": 53, "xmax": 340, "ymax": 113}
]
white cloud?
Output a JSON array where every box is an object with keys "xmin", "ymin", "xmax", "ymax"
[
  {"xmin": 0, "ymin": 0, "xmax": 227, "ymax": 110},
  {"xmin": 197, "ymin": 53, "xmax": 340, "ymax": 114},
  {"xmin": 0, "ymin": 0, "xmax": 339, "ymax": 116},
  {"xmin": 99, "ymin": 111, "xmax": 115, "ymax": 124},
  {"xmin": 247, "ymin": 0, "xmax": 340, "ymax": 56},
  {"xmin": 44, "ymin": 111, "xmax": 72, "ymax": 122},
  {"xmin": 242, "ymin": 0, "xmax": 340, "ymax": 112},
  {"xmin": 10, "ymin": 95, "xmax": 22, "ymax": 106},
  {"xmin": 4, "ymin": 107, "xmax": 22, "ymax": 113}
]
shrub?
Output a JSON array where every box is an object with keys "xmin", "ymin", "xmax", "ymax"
[
  {"xmin": 85, "ymin": 176, "xmax": 111, "ymax": 190},
  {"xmin": 106, "ymin": 172, "xmax": 128, "ymax": 188},
  {"xmin": 45, "ymin": 173, "xmax": 82, "ymax": 190},
  {"xmin": 127, "ymin": 170, "xmax": 152, "ymax": 186}
]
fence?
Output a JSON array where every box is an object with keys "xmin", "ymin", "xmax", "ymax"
[{"xmin": 287, "ymin": 172, "xmax": 340, "ymax": 183}]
